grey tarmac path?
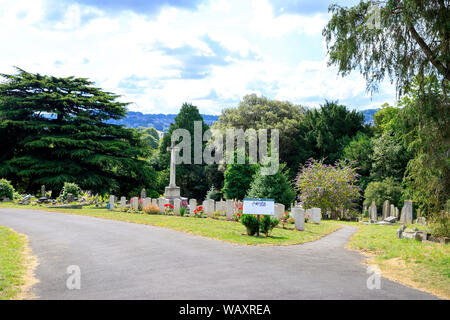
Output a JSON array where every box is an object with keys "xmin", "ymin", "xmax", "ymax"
[{"xmin": 0, "ymin": 208, "xmax": 438, "ymax": 300}]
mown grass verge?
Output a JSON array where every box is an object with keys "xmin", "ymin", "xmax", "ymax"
[
  {"xmin": 0, "ymin": 203, "xmax": 340, "ymax": 246},
  {"xmin": 0, "ymin": 226, "xmax": 37, "ymax": 300},
  {"xmin": 346, "ymin": 223, "xmax": 449, "ymax": 299}
]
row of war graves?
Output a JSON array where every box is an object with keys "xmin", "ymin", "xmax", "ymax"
[
  {"xmin": 365, "ymin": 199, "xmax": 419, "ymax": 225},
  {"xmin": 108, "ymin": 192, "xmax": 322, "ymax": 232}
]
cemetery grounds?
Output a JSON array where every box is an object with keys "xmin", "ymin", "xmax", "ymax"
[{"xmin": 0, "ymin": 202, "xmax": 448, "ymax": 300}]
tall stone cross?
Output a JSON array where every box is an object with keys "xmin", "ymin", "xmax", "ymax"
[{"xmin": 167, "ymin": 141, "xmax": 180, "ymax": 188}]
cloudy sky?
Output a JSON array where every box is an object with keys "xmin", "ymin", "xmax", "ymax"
[{"xmin": 0, "ymin": 0, "xmax": 395, "ymax": 114}]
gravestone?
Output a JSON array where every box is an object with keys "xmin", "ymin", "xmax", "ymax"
[
  {"xmin": 189, "ymin": 199, "xmax": 197, "ymax": 216},
  {"xmin": 226, "ymin": 200, "xmax": 233, "ymax": 220},
  {"xmin": 158, "ymin": 198, "xmax": 164, "ymax": 213},
  {"xmin": 401, "ymin": 200, "xmax": 413, "ymax": 225},
  {"xmin": 41, "ymin": 185, "xmax": 46, "ymax": 198},
  {"xmin": 152, "ymin": 198, "xmax": 158, "ymax": 206},
  {"xmin": 416, "ymin": 217, "xmax": 427, "ymax": 225},
  {"xmin": 291, "ymin": 207, "xmax": 305, "ymax": 231},
  {"xmin": 274, "ymin": 204, "xmax": 285, "ymax": 220},
  {"xmin": 382, "ymin": 200, "xmax": 390, "ymax": 219},
  {"xmin": 140, "ymin": 188, "xmax": 146, "ymax": 200},
  {"xmin": 67, "ymin": 193, "xmax": 74, "ymax": 203},
  {"xmin": 109, "ymin": 195, "xmax": 115, "ymax": 211},
  {"xmin": 143, "ymin": 197, "xmax": 151, "ymax": 209},
  {"xmin": 369, "ymin": 201, "xmax": 377, "ymax": 221},
  {"xmin": 390, "ymin": 204, "xmax": 395, "ymax": 217},
  {"xmin": 173, "ymin": 198, "xmax": 181, "ymax": 215},
  {"xmin": 120, "ymin": 196, "xmax": 126, "ymax": 211},
  {"xmin": 131, "ymin": 197, "xmax": 139, "ymax": 211},
  {"xmin": 215, "ymin": 200, "xmax": 225, "ymax": 214},
  {"xmin": 205, "ymin": 199, "xmax": 215, "ymax": 217},
  {"xmin": 310, "ymin": 208, "xmax": 321, "ymax": 224}
]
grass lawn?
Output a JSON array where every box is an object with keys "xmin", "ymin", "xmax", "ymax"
[
  {"xmin": 347, "ymin": 223, "xmax": 450, "ymax": 299},
  {"xmin": 0, "ymin": 203, "xmax": 340, "ymax": 246},
  {"xmin": 0, "ymin": 226, "xmax": 35, "ymax": 300}
]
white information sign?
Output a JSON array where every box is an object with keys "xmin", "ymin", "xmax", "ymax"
[{"xmin": 243, "ymin": 198, "xmax": 275, "ymax": 216}]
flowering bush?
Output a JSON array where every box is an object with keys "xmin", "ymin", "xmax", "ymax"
[
  {"xmin": 164, "ymin": 203, "xmax": 174, "ymax": 215},
  {"xmin": 233, "ymin": 206, "xmax": 243, "ymax": 221},
  {"xmin": 193, "ymin": 206, "xmax": 205, "ymax": 218},
  {"xmin": 296, "ymin": 159, "xmax": 361, "ymax": 219},
  {"xmin": 143, "ymin": 204, "xmax": 160, "ymax": 215}
]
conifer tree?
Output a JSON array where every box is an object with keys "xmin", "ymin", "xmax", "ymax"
[{"xmin": 0, "ymin": 68, "xmax": 156, "ymax": 196}]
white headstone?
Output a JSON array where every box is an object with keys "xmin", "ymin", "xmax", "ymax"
[
  {"xmin": 205, "ymin": 199, "xmax": 215, "ymax": 217},
  {"xmin": 189, "ymin": 199, "xmax": 197, "ymax": 216},
  {"xmin": 109, "ymin": 195, "xmax": 115, "ymax": 211},
  {"xmin": 142, "ymin": 197, "xmax": 151, "ymax": 209},
  {"xmin": 173, "ymin": 198, "xmax": 181, "ymax": 215},
  {"xmin": 311, "ymin": 208, "xmax": 321, "ymax": 224},
  {"xmin": 291, "ymin": 207, "xmax": 305, "ymax": 231},
  {"xmin": 274, "ymin": 203, "xmax": 285, "ymax": 219},
  {"xmin": 226, "ymin": 200, "xmax": 234, "ymax": 220},
  {"xmin": 131, "ymin": 197, "xmax": 139, "ymax": 210},
  {"xmin": 120, "ymin": 196, "xmax": 126, "ymax": 211},
  {"xmin": 158, "ymin": 198, "xmax": 164, "ymax": 213}
]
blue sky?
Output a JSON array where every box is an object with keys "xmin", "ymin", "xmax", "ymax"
[{"xmin": 0, "ymin": 0, "xmax": 395, "ymax": 114}]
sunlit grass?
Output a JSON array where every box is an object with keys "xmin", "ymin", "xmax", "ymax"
[
  {"xmin": 0, "ymin": 203, "xmax": 341, "ymax": 246},
  {"xmin": 0, "ymin": 226, "xmax": 28, "ymax": 300},
  {"xmin": 348, "ymin": 223, "xmax": 450, "ymax": 299}
]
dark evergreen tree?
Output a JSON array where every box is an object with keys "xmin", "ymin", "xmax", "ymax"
[
  {"xmin": 0, "ymin": 68, "xmax": 156, "ymax": 196},
  {"xmin": 294, "ymin": 101, "xmax": 366, "ymax": 169},
  {"xmin": 158, "ymin": 103, "xmax": 210, "ymax": 199}
]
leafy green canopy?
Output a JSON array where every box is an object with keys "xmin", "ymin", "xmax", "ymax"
[
  {"xmin": 212, "ymin": 94, "xmax": 305, "ymax": 173},
  {"xmin": 323, "ymin": 0, "xmax": 449, "ymax": 94},
  {"xmin": 363, "ymin": 177, "xmax": 403, "ymax": 208},
  {"xmin": 0, "ymin": 68, "xmax": 155, "ymax": 196},
  {"xmin": 295, "ymin": 101, "xmax": 366, "ymax": 168}
]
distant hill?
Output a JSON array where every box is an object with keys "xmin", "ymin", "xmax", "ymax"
[
  {"xmin": 361, "ymin": 108, "xmax": 380, "ymax": 125},
  {"xmin": 107, "ymin": 111, "xmax": 220, "ymax": 131},
  {"xmin": 108, "ymin": 109, "xmax": 380, "ymax": 131}
]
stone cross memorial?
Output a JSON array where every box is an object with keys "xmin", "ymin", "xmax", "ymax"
[{"xmin": 165, "ymin": 141, "xmax": 181, "ymax": 199}]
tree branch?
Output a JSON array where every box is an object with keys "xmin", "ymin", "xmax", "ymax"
[{"xmin": 407, "ymin": 23, "xmax": 449, "ymax": 81}]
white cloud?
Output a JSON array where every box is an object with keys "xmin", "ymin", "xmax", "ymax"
[{"xmin": 0, "ymin": 0, "xmax": 394, "ymax": 115}]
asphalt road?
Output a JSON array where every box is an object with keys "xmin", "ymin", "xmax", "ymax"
[{"xmin": 0, "ymin": 208, "xmax": 438, "ymax": 300}]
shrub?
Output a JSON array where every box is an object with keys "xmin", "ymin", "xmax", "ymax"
[
  {"xmin": 429, "ymin": 209, "xmax": 450, "ymax": 238},
  {"xmin": 206, "ymin": 185, "xmax": 220, "ymax": 201},
  {"xmin": 180, "ymin": 206, "xmax": 186, "ymax": 216},
  {"xmin": 260, "ymin": 216, "xmax": 279, "ymax": 236},
  {"xmin": 247, "ymin": 163, "xmax": 296, "ymax": 207},
  {"xmin": 143, "ymin": 204, "xmax": 160, "ymax": 215},
  {"xmin": 296, "ymin": 159, "xmax": 361, "ymax": 219},
  {"xmin": 60, "ymin": 182, "xmax": 81, "ymax": 200},
  {"xmin": 241, "ymin": 215, "xmax": 259, "ymax": 236},
  {"xmin": 0, "ymin": 179, "xmax": 14, "ymax": 200}
]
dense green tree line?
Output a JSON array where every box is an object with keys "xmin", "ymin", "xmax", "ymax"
[{"xmin": 0, "ymin": 68, "xmax": 156, "ymax": 197}]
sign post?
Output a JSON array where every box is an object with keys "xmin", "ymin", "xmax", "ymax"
[{"xmin": 243, "ymin": 198, "xmax": 275, "ymax": 237}]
